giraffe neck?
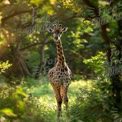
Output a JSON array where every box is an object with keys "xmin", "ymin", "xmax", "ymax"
[{"xmin": 55, "ymin": 40, "xmax": 66, "ymax": 66}]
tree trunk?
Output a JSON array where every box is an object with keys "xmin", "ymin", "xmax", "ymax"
[
  {"xmin": 101, "ymin": 19, "xmax": 121, "ymax": 105},
  {"xmin": 35, "ymin": 44, "xmax": 46, "ymax": 79}
]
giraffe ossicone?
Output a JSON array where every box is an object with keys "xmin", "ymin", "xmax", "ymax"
[{"xmin": 47, "ymin": 24, "xmax": 71, "ymax": 119}]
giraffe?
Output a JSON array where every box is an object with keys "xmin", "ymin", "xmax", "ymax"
[{"xmin": 47, "ymin": 24, "xmax": 71, "ymax": 119}]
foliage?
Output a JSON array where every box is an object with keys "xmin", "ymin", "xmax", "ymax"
[
  {"xmin": 0, "ymin": 0, "xmax": 122, "ymax": 121},
  {"xmin": 83, "ymin": 51, "xmax": 107, "ymax": 78},
  {"xmin": 69, "ymin": 80, "xmax": 122, "ymax": 122},
  {"xmin": 0, "ymin": 76, "xmax": 122, "ymax": 122},
  {"xmin": 69, "ymin": 51, "xmax": 122, "ymax": 122},
  {"xmin": 0, "ymin": 79, "xmax": 53, "ymax": 122},
  {"xmin": 0, "ymin": 61, "xmax": 12, "ymax": 74},
  {"xmin": 83, "ymin": 52, "xmax": 106, "ymax": 72}
]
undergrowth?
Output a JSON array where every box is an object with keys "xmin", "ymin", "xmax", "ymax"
[{"xmin": 0, "ymin": 76, "xmax": 122, "ymax": 122}]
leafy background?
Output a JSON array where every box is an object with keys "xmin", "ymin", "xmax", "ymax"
[{"xmin": 0, "ymin": 0, "xmax": 122, "ymax": 121}]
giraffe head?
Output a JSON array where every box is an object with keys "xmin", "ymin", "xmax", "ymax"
[{"xmin": 47, "ymin": 24, "xmax": 68, "ymax": 41}]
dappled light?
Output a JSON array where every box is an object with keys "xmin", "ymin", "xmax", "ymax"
[{"xmin": 0, "ymin": 0, "xmax": 122, "ymax": 122}]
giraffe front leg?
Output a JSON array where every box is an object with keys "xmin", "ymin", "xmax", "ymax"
[
  {"xmin": 64, "ymin": 88, "xmax": 68, "ymax": 112},
  {"xmin": 61, "ymin": 85, "xmax": 69, "ymax": 111},
  {"xmin": 55, "ymin": 92, "xmax": 62, "ymax": 121},
  {"xmin": 56, "ymin": 98, "xmax": 62, "ymax": 118},
  {"xmin": 51, "ymin": 83, "xmax": 62, "ymax": 119},
  {"xmin": 62, "ymin": 85, "xmax": 70, "ymax": 122}
]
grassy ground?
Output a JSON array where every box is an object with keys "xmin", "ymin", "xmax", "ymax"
[
  {"xmin": 1, "ymin": 77, "xmax": 121, "ymax": 122},
  {"xmin": 24, "ymin": 77, "xmax": 90, "ymax": 122}
]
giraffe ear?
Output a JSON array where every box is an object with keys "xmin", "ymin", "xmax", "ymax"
[
  {"xmin": 62, "ymin": 27, "xmax": 68, "ymax": 32},
  {"xmin": 47, "ymin": 28, "xmax": 53, "ymax": 33}
]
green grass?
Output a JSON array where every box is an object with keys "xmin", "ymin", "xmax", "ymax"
[
  {"xmin": 28, "ymin": 79, "xmax": 90, "ymax": 105},
  {"xmin": 1, "ymin": 77, "xmax": 120, "ymax": 122},
  {"xmin": 22, "ymin": 78, "xmax": 91, "ymax": 122}
]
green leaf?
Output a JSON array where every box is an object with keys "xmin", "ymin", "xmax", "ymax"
[
  {"xmin": 30, "ymin": 0, "xmax": 42, "ymax": 6},
  {"xmin": 0, "ymin": 108, "xmax": 17, "ymax": 117},
  {"xmin": 0, "ymin": 61, "xmax": 12, "ymax": 74}
]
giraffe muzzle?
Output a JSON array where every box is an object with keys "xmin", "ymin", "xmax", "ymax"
[{"xmin": 55, "ymin": 36, "xmax": 59, "ymax": 40}]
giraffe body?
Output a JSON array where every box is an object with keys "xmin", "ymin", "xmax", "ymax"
[
  {"xmin": 47, "ymin": 24, "xmax": 71, "ymax": 118},
  {"xmin": 49, "ymin": 62, "xmax": 71, "ymax": 85}
]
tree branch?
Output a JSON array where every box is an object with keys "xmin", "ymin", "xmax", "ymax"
[
  {"xmin": 2, "ymin": 9, "xmax": 33, "ymax": 24},
  {"xmin": 20, "ymin": 42, "xmax": 52, "ymax": 51}
]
